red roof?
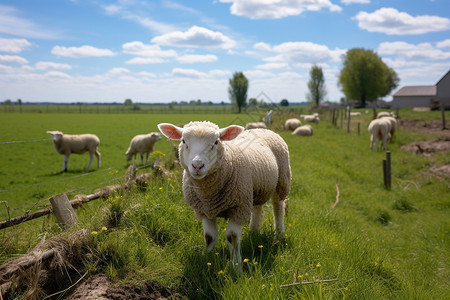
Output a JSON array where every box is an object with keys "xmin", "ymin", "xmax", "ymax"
[{"xmin": 393, "ymin": 86, "xmax": 436, "ymax": 97}]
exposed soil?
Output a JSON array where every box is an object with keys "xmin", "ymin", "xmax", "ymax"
[
  {"xmin": 400, "ymin": 138, "xmax": 450, "ymax": 156},
  {"xmin": 67, "ymin": 274, "xmax": 174, "ymax": 300},
  {"xmin": 399, "ymin": 119, "xmax": 450, "ymax": 137}
]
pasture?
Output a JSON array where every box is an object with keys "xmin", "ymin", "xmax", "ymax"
[{"xmin": 0, "ymin": 108, "xmax": 449, "ymax": 299}]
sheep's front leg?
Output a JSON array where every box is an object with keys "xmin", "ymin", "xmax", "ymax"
[
  {"xmin": 202, "ymin": 218, "xmax": 218, "ymax": 252},
  {"xmin": 63, "ymin": 155, "xmax": 69, "ymax": 172},
  {"xmin": 249, "ymin": 205, "xmax": 263, "ymax": 232},
  {"xmin": 225, "ymin": 220, "xmax": 243, "ymax": 272},
  {"xmin": 95, "ymin": 150, "xmax": 101, "ymax": 168},
  {"xmin": 86, "ymin": 152, "xmax": 94, "ymax": 170}
]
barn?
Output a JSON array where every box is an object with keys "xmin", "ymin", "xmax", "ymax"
[{"xmin": 392, "ymin": 70, "xmax": 450, "ymax": 109}]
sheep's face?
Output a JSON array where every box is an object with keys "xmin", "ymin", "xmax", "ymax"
[
  {"xmin": 158, "ymin": 122, "xmax": 244, "ymax": 180},
  {"xmin": 46, "ymin": 131, "xmax": 63, "ymax": 143}
]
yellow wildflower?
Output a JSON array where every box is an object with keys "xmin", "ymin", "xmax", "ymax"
[
  {"xmin": 91, "ymin": 231, "xmax": 98, "ymax": 235},
  {"xmin": 258, "ymin": 245, "xmax": 263, "ymax": 248},
  {"xmin": 316, "ymin": 263, "xmax": 321, "ymax": 268},
  {"xmin": 101, "ymin": 227, "xmax": 107, "ymax": 231},
  {"xmin": 159, "ymin": 187, "xmax": 163, "ymax": 190},
  {"xmin": 217, "ymin": 270, "xmax": 224, "ymax": 275},
  {"xmin": 207, "ymin": 262, "xmax": 212, "ymax": 266},
  {"xmin": 254, "ymin": 262, "xmax": 258, "ymax": 265},
  {"xmin": 243, "ymin": 258, "xmax": 249, "ymax": 263},
  {"xmin": 215, "ymin": 252, "xmax": 219, "ymax": 256}
]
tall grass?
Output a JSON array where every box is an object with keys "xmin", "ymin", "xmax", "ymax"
[{"xmin": 0, "ymin": 108, "xmax": 449, "ymax": 299}]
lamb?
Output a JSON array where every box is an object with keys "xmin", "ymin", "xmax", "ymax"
[
  {"xmin": 46, "ymin": 131, "xmax": 101, "ymax": 172},
  {"xmin": 292, "ymin": 125, "xmax": 313, "ymax": 136},
  {"xmin": 350, "ymin": 112, "xmax": 361, "ymax": 117},
  {"xmin": 368, "ymin": 119, "xmax": 391, "ymax": 151},
  {"xmin": 284, "ymin": 118, "xmax": 301, "ymax": 131},
  {"xmin": 245, "ymin": 122, "xmax": 267, "ymax": 129},
  {"xmin": 125, "ymin": 132, "xmax": 161, "ymax": 165},
  {"xmin": 158, "ymin": 121, "xmax": 291, "ymax": 272}
]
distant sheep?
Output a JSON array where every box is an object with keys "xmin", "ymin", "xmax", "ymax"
[
  {"xmin": 158, "ymin": 121, "xmax": 291, "ymax": 272},
  {"xmin": 350, "ymin": 112, "xmax": 361, "ymax": 117},
  {"xmin": 377, "ymin": 111, "xmax": 396, "ymax": 119},
  {"xmin": 284, "ymin": 118, "xmax": 301, "ymax": 131},
  {"xmin": 368, "ymin": 119, "xmax": 391, "ymax": 151},
  {"xmin": 125, "ymin": 132, "xmax": 161, "ymax": 165},
  {"xmin": 301, "ymin": 113, "xmax": 320, "ymax": 123},
  {"xmin": 245, "ymin": 122, "xmax": 267, "ymax": 129},
  {"xmin": 46, "ymin": 131, "xmax": 101, "ymax": 172},
  {"xmin": 292, "ymin": 125, "xmax": 313, "ymax": 136}
]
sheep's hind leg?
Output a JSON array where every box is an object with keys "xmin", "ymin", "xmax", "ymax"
[
  {"xmin": 225, "ymin": 220, "xmax": 243, "ymax": 273},
  {"xmin": 249, "ymin": 205, "xmax": 263, "ymax": 232},
  {"xmin": 63, "ymin": 155, "xmax": 69, "ymax": 172},
  {"xmin": 272, "ymin": 194, "xmax": 285, "ymax": 239},
  {"xmin": 202, "ymin": 218, "xmax": 218, "ymax": 252},
  {"xmin": 86, "ymin": 152, "xmax": 94, "ymax": 170}
]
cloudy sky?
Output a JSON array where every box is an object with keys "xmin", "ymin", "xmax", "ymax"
[{"xmin": 1, "ymin": 0, "xmax": 449, "ymax": 104}]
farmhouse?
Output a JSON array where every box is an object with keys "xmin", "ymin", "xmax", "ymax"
[{"xmin": 391, "ymin": 70, "xmax": 450, "ymax": 109}]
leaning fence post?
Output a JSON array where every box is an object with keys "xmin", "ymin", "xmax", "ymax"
[
  {"xmin": 49, "ymin": 193, "xmax": 77, "ymax": 228},
  {"xmin": 386, "ymin": 151, "xmax": 391, "ymax": 189}
]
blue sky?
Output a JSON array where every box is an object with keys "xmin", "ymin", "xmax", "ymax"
[{"xmin": 1, "ymin": 0, "xmax": 449, "ymax": 104}]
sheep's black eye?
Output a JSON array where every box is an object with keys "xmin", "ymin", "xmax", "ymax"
[{"xmin": 182, "ymin": 139, "xmax": 185, "ymax": 144}]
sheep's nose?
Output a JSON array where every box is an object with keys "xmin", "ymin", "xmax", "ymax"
[{"xmin": 192, "ymin": 162, "xmax": 205, "ymax": 171}]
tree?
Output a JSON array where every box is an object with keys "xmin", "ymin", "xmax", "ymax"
[
  {"xmin": 228, "ymin": 72, "xmax": 248, "ymax": 113},
  {"xmin": 124, "ymin": 99, "xmax": 133, "ymax": 106},
  {"xmin": 338, "ymin": 48, "xmax": 399, "ymax": 108},
  {"xmin": 306, "ymin": 65, "xmax": 327, "ymax": 106},
  {"xmin": 280, "ymin": 99, "xmax": 289, "ymax": 106}
]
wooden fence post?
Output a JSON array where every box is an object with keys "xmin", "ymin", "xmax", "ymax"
[
  {"xmin": 49, "ymin": 193, "xmax": 77, "ymax": 228},
  {"xmin": 357, "ymin": 122, "xmax": 360, "ymax": 136},
  {"xmin": 386, "ymin": 151, "xmax": 391, "ymax": 189},
  {"xmin": 347, "ymin": 107, "xmax": 351, "ymax": 133},
  {"xmin": 442, "ymin": 104, "xmax": 447, "ymax": 130}
]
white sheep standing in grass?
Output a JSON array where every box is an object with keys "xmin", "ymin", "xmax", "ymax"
[
  {"xmin": 383, "ymin": 116, "xmax": 397, "ymax": 143},
  {"xmin": 125, "ymin": 132, "xmax": 161, "ymax": 165},
  {"xmin": 292, "ymin": 125, "xmax": 313, "ymax": 136},
  {"xmin": 368, "ymin": 119, "xmax": 391, "ymax": 151},
  {"xmin": 377, "ymin": 111, "xmax": 396, "ymax": 119},
  {"xmin": 158, "ymin": 121, "xmax": 291, "ymax": 272},
  {"xmin": 46, "ymin": 131, "xmax": 101, "ymax": 172},
  {"xmin": 284, "ymin": 118, "xmax": 302, "ymax": 131},
  {"xmin": 245, "ymin": 121, "xmax": 267, "ymax": 129}
]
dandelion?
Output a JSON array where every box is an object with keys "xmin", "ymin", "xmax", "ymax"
[
  {"xmin": 253, "ymin": 262, "xmax": 258, "ymax": 265},
  {"xmin": 344, "ymin": 287, "xmax": 349, "ymax": 292},
  {"xmin": 91, "ymin": 231, "xmax": 98, "ymax": 235},
  {"xmin": 215, "ymin": 252, "xmax": 219, "ymax": 256},
  {"xmin": 101, "ymin": 227, "xmax": 108, "ymax": 231},
  {"xmin": 288, "ymin": 223, "xmax": 292, "ymax": 227},
  {"xmin": 243, "ymin": 258, "xmax": 249, "ymax": 263},
  {"xmin": 261, "ymin": 284, "xmax": 266, "ymax": 289},
  {"xmin": 316, "ymin": 263, "xmax": 321, "ymax": 268},
  {"xmin": 168, "ymin": 178, "xmax": 171, "ymax": 180},
  {"xmin": 258, "ymin": 245, "xmax": 263, "ymax": 248},
  {"xmin": 159, "ymin": 187, "xmax": 163, "ymax": 190},
  {"xmin": 207, "ymin": 262, "xmax": 212, "ymax": 266},
  {"xmin": 238, "ymin": 237, "xmax": 243, "ymax": 241},
  {"xmin": 217, "ymin": 270, "xmax": 224, "ymax": 275}
]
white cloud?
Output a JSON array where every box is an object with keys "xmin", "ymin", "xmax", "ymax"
[
  {"xmin": 176, "ymin": 54, "xmax": 218, "ymax": 64},
  {"xmin": 0, "ymin": 5, "xmax": 61, "ymax": 39},
  {"xmin": 341, "ymin": 0, "xmax": 370, "ymax": 4},
  {"xmin": 437, "ymin": 39, "xmax": 450, "ymax": 49},
  {"xmin": 259, "ymin": 41, "xmax": 345, "ymax": 65},
  {"xmin": 126, "ymin": 57, "xmax": 166, "ymax": 64},
  {"xmin": 0, "ymin": 38, "xmax": 31, "ymax": 53},
  {"xmin": 107, "ymin": 68, "xmax": 131, "ymax": 76},
  {"xmin": 208, "ymin": 69, "xmax": 232, "ymax": 77},
  {"xmin": 0, "ymin": 55, "xmax": 28, "ymax": 64},
  {"xmin": 378, "ymin": 41, "xmax": 450, "ymax": 60},
  {"xmin": 219, "ymin": 0, "xmax": 341, "ymax": 20},
  {"xmin": 244, "ymin": 70, "xmax": 275, "ymax": 78},
  {"xmin": 172, "ymin": 68, "xmax": 207, "ymax": 78},
  {"xmin": 137, "ymin": 71, "xmax": 157, "ymax": 78},
  {"xmin": 35, "ymin": 62, "xmax": 72, "ymax": 71},
  {"xmin": 51, "ymin": 45, "xmax": 116, "ymax": 58},
  {"xmin": 122, "ymin": 41, "xmax": 177, "ymax": 57},
  {"xmin": 355, "ymin": 8, "xmax": 450, "ymax": 35},
  {"xmin": 152, "ymin": 26, "xmax": 236, "ymax": 49},
  {"xmin": 255, "ymin": 62, "xmax": 289, "ymax": 70},
  {"xmin": 44, "ymin": 71, "xmax": 72, "ymax": 80}
]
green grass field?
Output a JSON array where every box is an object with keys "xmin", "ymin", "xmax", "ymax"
[{"xmin": 0, "ymin": 108, "xmax": 449, "ymax": 299}]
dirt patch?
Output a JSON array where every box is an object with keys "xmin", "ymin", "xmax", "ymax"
[
  {"xmin": 429, "ymin": 164, "xmax": 450, "ymax": 178},
  {"xmin": 400, "ymin": 138, "xmax": 450, "ymax": 155},
  {"xmin": 67, "ymin": 274, "xmax": 175, "ymax": 300},
  {"xmin": 399, "ymin": 119, "xmax": 450, "ymax": 137}
]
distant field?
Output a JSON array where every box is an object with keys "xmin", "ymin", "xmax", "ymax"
[{"xmin": 0, "ymin": 107, "xmax": 449, "ymax": 299}]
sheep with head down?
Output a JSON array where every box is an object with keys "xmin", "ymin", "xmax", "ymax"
[
  {"xmin": 125, "ymin": 132, "xmax": 161, "ymax": 165},
  {"xmin": 284, "ymin": 118, "xmax": 301, "ymax": 131},
  {"xmin": 158, "ymin": 121, "xmax": 291, "ymax": 272},
  {"xmin": 46, "ymin": 131, "xmax": 101, "ymax": 172}
]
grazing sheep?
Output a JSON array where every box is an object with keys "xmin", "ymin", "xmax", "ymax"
[
  {"xmin": 125, "ymin": 132, "xmax": 161, "ymax": 165},
  {"xmin": 383, "ymin": 116, "xmax": 397, "ymax": 143},
  {"xmin": 158, "ymin": 121, "xmax": 291, "ymax": 272},
  {"xmin": 284, "ymin": 118, "xmax": 302, "ymax": 131},
  {"xmin": 46, "ymin": 131, "xmax": 101, "ymax": 172},
  {"xmin": 245, "ymin": 122, "xmax": 267, "ymax": 129},
  {"xmin": 292, "ymin": 125, "xmax": 313, "ymax": 136},
  {"xmin": 301, "ymin": 113, "xmax": 320, "ymax": 123},
  {"xmin": 377, "ymin": 111, "xmax": 396, "ymax": 118},
  {"xmin": 350, "ymin": 112, "xmax": 361, "ymax": 117},
  {"xmin": 368, "ymin": 119, "xmax": 391, "ymax": 151}
]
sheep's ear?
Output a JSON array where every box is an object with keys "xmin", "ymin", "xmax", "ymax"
[
  {"xmin": 158, "ymin": 123, "xmax": 183, "ymax": 140},
  {"xmin": 219, "ymin": 125, "xmax": 244, "ymax": 141}
]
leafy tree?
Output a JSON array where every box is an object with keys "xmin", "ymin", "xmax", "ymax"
[
  {"xmin": 306, "ymin": 65, "xmax": 327, "ymax": 106},
  {"xmin": 228, "ymin": 72, "xmax": 248, "ymax": 113},
  {"xmin": 248, "ymin": 98, "xmax": 258, "ymax": 107},
  {"xmin": 280, "ymin": 99, "xmax": 289, "ymax": 106},
  {"xmin": 338, "ymin": 48, "xmax": 399, "ymax": 108},
  {"xmin": 124, "ymin": 99, "xmax": 133, "ymax": 106}
]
